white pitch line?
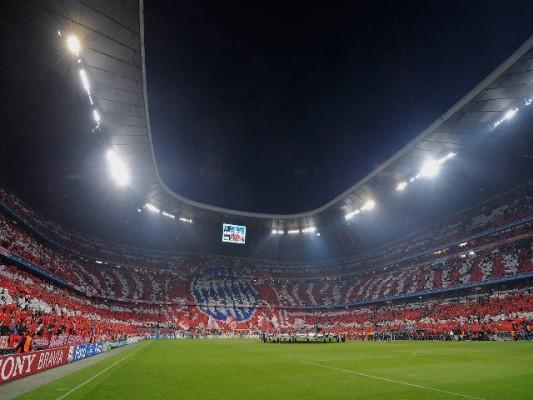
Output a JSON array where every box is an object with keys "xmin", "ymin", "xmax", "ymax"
[
  {"xmin": 56, "ymin": 343, "xmax": 147, "ymax": 400},
  {"xmin": 303, "ymin": 361, "xmax": 486, "ymax": 400}
]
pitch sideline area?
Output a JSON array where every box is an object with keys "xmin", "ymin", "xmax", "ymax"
[{"xmin": 11, "ymin": 340, "xmax": 533, "ymax": 400}]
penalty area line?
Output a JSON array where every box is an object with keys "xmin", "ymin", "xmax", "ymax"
[
  {"xmin": 302, "ymin": 361, "xmax": 486, "ymax": 400},
  {"xmin": 55, "ymin": 343, "xmax": 148, "ymax": 400}
]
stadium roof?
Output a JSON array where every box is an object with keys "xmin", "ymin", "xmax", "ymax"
[
  {"xmin": 1, "ymin": 0, "xmax": 533, "ymax": 260},
  {"xmin": 80, "ymin": 0, "xmax": 533, "ymax": 223}
]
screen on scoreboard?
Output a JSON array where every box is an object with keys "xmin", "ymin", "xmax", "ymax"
[{"xmin": 222, "ymin": 223, "xmax": 246, "ymax": 244}]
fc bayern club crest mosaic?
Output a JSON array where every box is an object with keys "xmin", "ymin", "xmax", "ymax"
[{"xmin": 191, "ymin": 267, "xmax": 260, "ymax": 322}]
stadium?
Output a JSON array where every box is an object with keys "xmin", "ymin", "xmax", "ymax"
[{"xmin": 1, "ymin": 1, "xmax": 532, "ymax": 399}]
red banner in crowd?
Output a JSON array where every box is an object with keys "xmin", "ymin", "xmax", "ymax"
[{"xmin": 0, "ymin": 346, "xmax": 70, "ymax": 385}]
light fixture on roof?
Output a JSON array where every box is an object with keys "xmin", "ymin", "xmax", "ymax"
[
  {"xmin": 145, "ymin": 203, "xmax": 160, "ymax": 214},
  {"xmin": 92, "ymin": 109, "xmax": 101, "ymax": 123},
  {"xmin": 287, "ymin": 229, "xmax": 300, "ymax": 235},
  {"xmin": 346, "ymin": 199, "xmax": 375, "ymax": 220},
  {"xmin": 66, "ymin": 35, "xmax": 81, "ymax": 56},
  {"xmin": 106, "ymin": 149, "xmax": 129, "ymax": 186},
  {"xmin": 503, "ymin": 108, "xmax": 518, "ymax": 121},
  {"xmin": 439, "ymin": 152, "xmax": 456, "ymax": 163},
  {"xmin": 302, "ymin": 226, "xmax": 317, "ymax": 233},
  {"xmin": 396, "ymin": 181, "xmax": 408, "ymax": 191},
  {"xmin": 419, "ymin": 158, "xmax": 440, "ymax": 178},
  {"xmin": 345, "ymin": 209, "xmax": 361, "ymax": 220},
  {"xmin": 79, "ymin": 69, "xmax": 90, "ymax": 92},
  {"xmin": 179, "ymin": 217, "xmax": 193, "ymax": 223},
  {"xmin": 162, "ymin": 211, "xmax": 175, "ymax": 219},
  {"xmin": 493, "ymin": 107, "xmax": 519, "ymax": 129},
  {"xmin": 361, "ymin": 199, "xmax": 376, "ymax": 211}
]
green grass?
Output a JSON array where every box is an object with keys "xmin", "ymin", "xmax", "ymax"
[{"xmin": 17, "ymin": 340, "xmax": 533, "ymax": 400}]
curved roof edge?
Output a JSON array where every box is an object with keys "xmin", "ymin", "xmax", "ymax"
[{"xmin": 139, "ymin": 0, "xmax": 533, "ymax": 220}]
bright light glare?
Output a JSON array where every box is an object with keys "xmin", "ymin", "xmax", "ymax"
[
  {"xmin": 302, "ymin": 226, "xmax": 317, "ymax": 233},
  {"xmin": 92, "ymin": 109, "xmax": 101, "ymax": 123},
  {"xmin": 503, "ymin": 108, "xmax": 518, "ymax": 120},
  {"xmin": 67, "ymin": 35, "xmax": 81, "ymax": 55},
  {"xmin": 439, "ymin": 152, "xmax": 456, "ymax": 164},
  {"xmin": 361, "ymin": 199, "xmax": 376, "ymax": 211},
  {"xmin": 79, "ymin": 69, "xmax": 90, "ymax": 92},
  {"xmin": 145, "ymin": 203, "xmax": 160, "ymax": 213},
  {"xmin": 162, "ymin": 211, "xmax": 175, "ymax": 219},
  {"xmin": 345, "ymin": 209, "xmax": 360, "ymax": 220},
  {"xmin": 179, "ymin": 217, "xmax": 193, "ymax": 223},
  {"xmin": 287, "ymin": 229, "xmax": 300, "ymax": 235},
  {"xmin": 420, "ymin": 159, "xmax": 440, "ymax": 178},
  {"xmin": 396, "ymin": 181, "xmax": 407, "ymax": 191},
  {"xmin": 106, "ymin": 150, "xmax": 129, "ymax": 186}
]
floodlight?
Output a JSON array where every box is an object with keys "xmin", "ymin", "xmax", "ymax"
[
  {"xmin": 106, "ymin": 150, "xmax": 129, "ymax": 186},
  {"xmin": 179, "ymin": 217, "xmax": 193, "ymax": 223},
  {"xmin": 287, "ymin": 229, "xmax": 300, "ymax": 235},
  {"xmin": 361, "ymin": 199, "xmax": 375, "ymax": 211},
  {"xmin": 438, "ymin": 152, "xmax": 456, "ymax": 164},
  {"xmin": 145, "ymin": 203, "xmax": 160, "ymax": 213},
  {"xmin": 162, "ymin": 211, "xmax": 175, "ymax": 219},
  {"xmin": 396, "ymin": 181, "xmax": 407, "ymax": 191},
  {"xmin": 345, "ymin": 209, "xmax": 360, "ymax": 220},
  {"xmin": 79, "ymin": 69, "xmax": 90, "ymax": 92},
  {"xmin": 302, "ymin": 226, "xmax": 317, "ymax": 233},
  {"xmin": 92, "ymin": 109, "xmax": 101, "ymax": 123},
  {"xmin": 420, "ymin": 159, "xmax": 440, "ymax": 178},
  {"xmin": 316, "ymin": 232, "xmax": 321, "ymax": 237},
  {"xmin": 503, "ymin": 108, "xmax": 518, "ymax": 121},
  {"xmin": 67, "ymin": 35, "xmax": 81, "ymax": 55}
]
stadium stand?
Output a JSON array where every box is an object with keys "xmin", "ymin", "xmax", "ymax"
[{"xmin": 0, "ymin": 183, "xmax": 532, "ymax": 351}]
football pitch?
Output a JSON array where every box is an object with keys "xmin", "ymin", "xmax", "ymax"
[{"xmin": 16, "ymin": 339, "xmax": 533, "ymax": 400}]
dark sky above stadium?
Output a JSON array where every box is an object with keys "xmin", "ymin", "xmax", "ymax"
[{"xmin": 144, "ymin": 1, "xmax": 533, "ymax": 214}]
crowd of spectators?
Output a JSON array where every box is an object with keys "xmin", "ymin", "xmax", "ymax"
[
  {"xmin": 1, "ymin": 263, "xmax": 531, "ymax": 344},
  {"xmin": 0, "ymin": 184, "xmax": 532, "ymax": 344}
]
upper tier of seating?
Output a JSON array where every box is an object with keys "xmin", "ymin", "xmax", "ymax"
[
  {"xmin": 1, "ymin": 182, "xmax": 532, "ymax": 278},
  {"xmin": 1, "ymin": 195, "xmax": 532, "ymax": 309}
]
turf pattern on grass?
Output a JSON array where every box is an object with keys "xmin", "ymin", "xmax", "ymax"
[{"xmin": 15, "ymin": 340, "xmax": 533, "ymax": 400}]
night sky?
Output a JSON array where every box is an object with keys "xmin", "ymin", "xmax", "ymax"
[{"xmin": 144, "ymin": 1, "xmax": 533, "ymax": 214}]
